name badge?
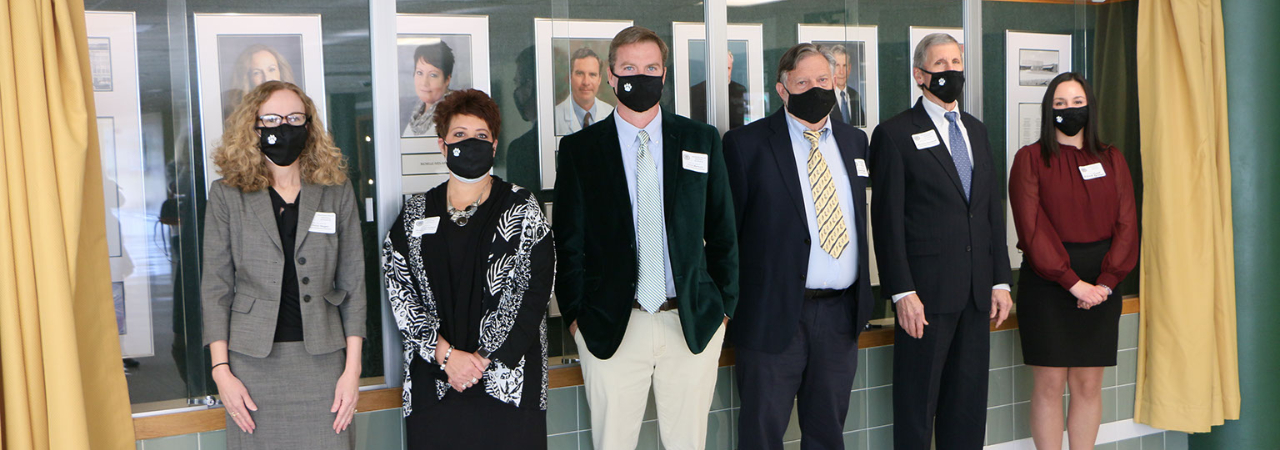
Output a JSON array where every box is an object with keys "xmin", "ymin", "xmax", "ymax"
[
  {"xmin": 411, "ymin": 217, "xmax": 440, "ymax": 238},
  {"xmin": 854, "ymin": 158, "xmax": 870, "ymax": 177},
  {"xmin": 1078, "ymin": 163, "xmax": 1107, "ymax": 180},
  {"xmin": 309, "ymin": 212, "xmax": 337, "ymax": 234},
  {"xmin": 912, "ymin": 131, "xmax": 941, "ymax": 150},
  {"xmin": 682, "ymin": 150, "xmax": 709, "ymax": 173}
]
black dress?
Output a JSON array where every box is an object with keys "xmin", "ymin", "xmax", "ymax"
[{"xmin": 403, "ymin": 180, "xmax": 549, "ymax": 449}]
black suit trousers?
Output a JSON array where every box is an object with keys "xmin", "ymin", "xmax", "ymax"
[
  {"xmin": 892, "ymin": 299, "xmax": 990, "ymax": 450},
  {"xmin": 736, "ymin": 295, "xmax": 860, "ymax": 450}
]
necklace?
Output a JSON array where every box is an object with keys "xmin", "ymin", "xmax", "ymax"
[{"xmin": 446, "ymin": 195, "xmax": 481, "ymax": 226}]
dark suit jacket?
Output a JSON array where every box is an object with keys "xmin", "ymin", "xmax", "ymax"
[
  {"xmin": 829, "ymin": 86, "xmax": 866, "ymax": 128},
  {"xmin": 201, "ymin": 180, "xmax": 367, "ymax": 358},
  {"xmin": 553, "ymin": 111, "xmax": 740, "ymax": 359},
  {"xmin": 690, "ymin": 80, "xmax": 748, "ymax": 129},
  {"xmin": 723, "ymin": 109, "xmax": 874, "ymax": 353},
  {"xmin": 869, "ymin": 99, "xmax": 1012, "ymax": 314}
]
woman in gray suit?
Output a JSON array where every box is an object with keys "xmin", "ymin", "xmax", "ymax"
[{"xmin": 202, "ymin": 80, "xmax": 366, "ymax": 449}]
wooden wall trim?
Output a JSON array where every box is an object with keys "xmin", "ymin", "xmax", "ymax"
[{"xmin": 135, "ymin": 297, "xmax": 1139, "ymax": 440}]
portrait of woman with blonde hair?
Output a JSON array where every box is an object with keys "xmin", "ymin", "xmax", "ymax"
[{"xmin": 202, "ymin": 80, "xmax": 366, "ymax": 449}]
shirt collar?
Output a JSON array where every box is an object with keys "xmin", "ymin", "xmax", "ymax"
[
  {"xmin": 921, "ymin": 95, "xmax": 961, "ymax": 124},
  {"xmin": 572, "ymin": 98, "xmax": 590, "ymax": 117},
  {"xmin": 615, "ymin": 107, "xmax": 663, "ymax": 149},
  {"xmin": 783, "ymin": 110, "xmax": 832, "ymax": 142}
]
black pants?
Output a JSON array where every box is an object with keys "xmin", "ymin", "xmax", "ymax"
[
  {"xmin": 893, "ymin": 300, "xmax": 990, "ymax": 450},
  {"xmin": 736, "ymin": 295, "xmax": 860, "ymax": 450}
]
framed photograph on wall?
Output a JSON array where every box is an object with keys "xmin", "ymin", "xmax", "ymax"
[
  {"xmin": 87, "ymin": 11, "xmax": 154, "ymax": 358},
  {"xmin": 798, "ymin": 24, "xmax": 881, "ymax": 133},
  {"xmin": 534, "ymin": 19, "xmax": 633, "ymax": 190},
  {"xmin": 396, "ymin": 14, "xmax": 491, "ymax": 193},
  {"xmin": 672, "ymin": 22, "xmax": 766, "ymax": 130},
  {"xmin": 907, "ymin": 26, "xmax": 963, "ymax": 108},
  {"xmin": 194, "ymin": 14, "xmax": 327, "ymax": 189},
  {"xmin": 1005, "ymin": 31, "xmax": 1071, "ymax": 268}
]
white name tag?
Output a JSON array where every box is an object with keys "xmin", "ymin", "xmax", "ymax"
[
  {"xmin": 854, "ymin": 158, "xmax": 870, "ymax": 177},
  {"xmin": 411, "ymin": 217, "xmax": 440, "ymax": 238},
  {"xmin": 308, "ymin": 212, "xmax": 337, "ymax": 234},
  {"xmin": 682, "ymin": 151, "xmax": 709, "ymax": 173},
  {"xmin": 1079, "ymin": 163, "xmax": 1107, "ymax": 180},
  {"xmin": 912, "ymin": 131, "xmax": 941, "ymax": 150}
]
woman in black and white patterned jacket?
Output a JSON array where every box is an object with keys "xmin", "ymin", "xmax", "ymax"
[{"xmin": 382, "ymin": 89, "xmax": 554, "ymax": 449}]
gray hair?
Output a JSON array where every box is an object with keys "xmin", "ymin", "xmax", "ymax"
[
  {"xmin": 825, "ymin": 44, "xmax": 848, "ymax": 58},
  {"xmin": 776, "ymin": 43, "xmax": 837, "ymax": 86},
  {"xmin": 570, "ymin": 47, "xmax": 601, "ymax": 70},
  {"xmin": 912, "ymin": 33, "xmax": 960, "ymax": 69}
]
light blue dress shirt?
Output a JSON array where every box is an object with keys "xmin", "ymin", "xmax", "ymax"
[
  {"xmin": 783, "ymin": 112, "xmax": 859, "ymax": 290},
  {"xmin": 615, "ymin": 109, "xmax": 678, "ymax": 298},
  {"xmin": 572, "ymin": 99, "xmax": 593, "ymax": 127}
]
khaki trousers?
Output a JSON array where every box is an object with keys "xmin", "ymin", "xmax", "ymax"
[{"xmin": 575, "ymin": 309, "xmax": 725, "ymax": 450}]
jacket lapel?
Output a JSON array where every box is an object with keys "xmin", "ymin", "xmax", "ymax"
[
  {"xmin": 294, "ymin": 181, "xmax": 323, "ymax": 252},
  {"xmin": 662, "ymin": 112, "xmax": 681, "ymax": 225},
  {"xmin": 831, "ymin": 124, "xmax": 866, "ymax": 228},
  {"xmin": 911, "ymin": 99, "xmax": 967, "ymax": 202},
  {"xmin": 247, "ymin": 188, "xmax": 283, "ymax": 251},
  {"xmin": 596, "ymin": 114, "xmax": 638, "ymax": 243},
  {"xmin": 766, "ymin": 110, "xmax": 808, "ymax": 222}
]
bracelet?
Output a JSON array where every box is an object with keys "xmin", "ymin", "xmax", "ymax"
[
  {"xmin": 439, "ymin": 346, "xmax": 453, "ymax": 371},
  {"xmin": 211, "ymin": 362, "xmax": 229, "ymax": 373},
  {"xmin": 1099, "ymin": 284, "xmax": 1113, "ymax": 295}
]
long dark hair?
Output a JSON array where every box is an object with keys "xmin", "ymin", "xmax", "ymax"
[{"xmin": 1038, "ymin": 72, "xmax": 1106, "ymax": 167}]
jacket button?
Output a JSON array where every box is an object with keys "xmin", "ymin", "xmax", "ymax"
[
  {"xmin": 800, "ymin": 274, "xmax": 807, "ymax": 280},
  {"xmin": 303, "ymin": 295, "xmax": 312, "ymax": 303},
  {"xmin": 966, "ymin": 246, "xmax": 972, "ymax": 252},
  {"xmin": 969, "ymin": 213, "xmax": 974, "ymax": 218},
  {"xmin": 298, "ymin": 257, "xmax": 307, "ymax": 265},
  {"xmin": 803, "ymin": 238, "xmax": 811, "ymax": 245},
  {"xmin": 302, "ymin": 277, "xmax": 310, "ymax": 285}
]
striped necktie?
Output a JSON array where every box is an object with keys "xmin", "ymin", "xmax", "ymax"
[
  {"xmin": 634, "ymin": 130, "xmax": 666, "ymax": 313},
  {"xmin": 802, "ymin": 130, "xmax": 848, "ymax": 259}
]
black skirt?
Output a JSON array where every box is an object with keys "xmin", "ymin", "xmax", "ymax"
[
  {"xmin": 1016, "ymin": 239, "xmax": 1122, "ymax": 367},
  {"xmin": 404, "ymin": 357, "xmax": 547, "ymax": 450}
]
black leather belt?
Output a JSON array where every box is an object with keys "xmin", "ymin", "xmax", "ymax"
[
  {"xmin": 633, "ymin": 297, "xmax": 679, "ymax": 312},
  {"xmin": 804, "ymin": 288, "xmax": 847, "ymax": 300}
]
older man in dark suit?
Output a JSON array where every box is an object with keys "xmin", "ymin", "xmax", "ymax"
[{"xmin": 870, "ymin": 33, "xmax": 1013, "ymax": 450}]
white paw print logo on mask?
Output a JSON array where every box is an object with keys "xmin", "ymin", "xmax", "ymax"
[
  {"xmin": 624, "ymin": 83, "xmax": 632, "ymax": 92},
  {"xmin": 1056, "ymin": 116, "xmax": 1064, "ymax": 123},
  {"xmin": 938, "ymin": 78, "xmax": 946, "ymax": 86},
  {"xmin": 452, "ymin": 148, "xmax": 461, "ymax": 157},
  {"xmin": 267, "ymin": 134, "xmax": 277, "ymax": 145}
]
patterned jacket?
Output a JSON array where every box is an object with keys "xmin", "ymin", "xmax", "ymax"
[{"xmin": 382, "ymin": 181, "xmax": 554, "ymax": 416}]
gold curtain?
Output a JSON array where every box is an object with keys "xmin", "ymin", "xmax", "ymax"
[
  {"xmin": 0, "ymin": 0, "xmax": 135, "ymax": 448},
  {"xmin": 1134, "ymin": 0, "xmax": 1240, "ymax": 433}
]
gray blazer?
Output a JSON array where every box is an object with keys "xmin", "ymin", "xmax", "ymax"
[{"xmin": 201, "ymin": 179, "xmax": 366, "ymax": 358}]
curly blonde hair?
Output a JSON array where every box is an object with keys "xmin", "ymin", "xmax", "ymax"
[{"xmin": 214, "ymin": 81, "xmax": 348, "ymax": 192}]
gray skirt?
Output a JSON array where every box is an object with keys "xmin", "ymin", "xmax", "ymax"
[{"xmin": 226, "ymin": 342, "xmax": 353, "ymax": 450}]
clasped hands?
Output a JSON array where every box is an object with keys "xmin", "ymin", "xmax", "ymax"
[
  {"xmin": 895, "ymin": 289, "xmax": 1013, "ymax": 339},
  {"xmin": 436, "ymin": 335, "xmax": 491, "ymax": 392},
  {"xmin": 1069, "ymin": 280, "xmax": 1110, "ymax": 310}
]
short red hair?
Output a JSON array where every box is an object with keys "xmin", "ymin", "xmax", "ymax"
[{"xmin": 433, "ymin": 89, "xmax": 502, "ymax": 138}]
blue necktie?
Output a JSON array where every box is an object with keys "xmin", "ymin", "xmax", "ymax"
[
  {"xmin": 839, "ymin": 91, "xmax": 851, "ymax": 124},
  {"xmin": 945, "ymin": 111, "xmax": 972, "ymax": 200}
]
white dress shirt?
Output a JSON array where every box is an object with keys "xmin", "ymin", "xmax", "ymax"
[
  {"xmin": 615, "ymin": 108, "xmax": 677, "ymax": 298},
  {"xmin": 783, "ymin": 112, "xmax": 858, "ymax": 289}
]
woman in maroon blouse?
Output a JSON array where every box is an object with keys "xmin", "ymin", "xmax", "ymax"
[{"xmin": 1010, "ymin": 72, "xmax": 1138, "ymax": 450}]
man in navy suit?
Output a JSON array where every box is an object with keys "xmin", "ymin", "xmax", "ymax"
[
  {"xmin": 870, "ymin": 33, "xmax": 1013, "ymax": 450},
  {"xmin": 723, "ymin": 43, "xmax": 873, "ymax": 449}
]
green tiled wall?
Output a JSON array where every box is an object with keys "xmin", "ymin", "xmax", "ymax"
[{"xmin": 140, "ymin": 313, "xmax": 1184, "ymax": 450}]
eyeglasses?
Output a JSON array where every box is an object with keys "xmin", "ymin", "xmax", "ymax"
[{"xmin": 257, "ymin": 113, "xmax": 308, "ymax": 128}]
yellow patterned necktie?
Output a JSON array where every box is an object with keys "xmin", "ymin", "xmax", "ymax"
[{"xmin": 803, "ymin": 130, "xmax": 848, "ymax": 259}]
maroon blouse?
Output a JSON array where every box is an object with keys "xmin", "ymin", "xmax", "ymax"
[{"xmin": 1009, "ymin": 142, "xmax": 1139, "ymax": 290}]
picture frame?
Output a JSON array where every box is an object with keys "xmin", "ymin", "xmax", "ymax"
[
  {"xmin": 87, "ymin": 11, "xmax": 154, "ymax": 358},
  {"xmin": 534, "ymin": 18, "xmax": 634, "ymax": 190},
  {"xmin": 797, "ymin": 24, "xmax": 881, "ymax": 133},
  {"xmin": 194, "ymin": 13, "xmax": 328, "ymax": 189},
  {"xmin": 396, "ymin": 14, "xmax": 491, "ymax": 193},
  {"xmin": 671, "ymin": 22, "xmax": 766, "ymax": 130},
  {"xmin": 1005, "ymin": 31, "xmax": 1071, "ymax": 268}
]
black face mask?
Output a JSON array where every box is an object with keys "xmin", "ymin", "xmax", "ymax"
[
  {"xmin": 784, "ymin": 86, "xmax": 838, "ymax": 124},
  {"xmin": 919, "ymin": 69, "xmax": 965, "ymax": 104},
  {"xmin": 1053, "ymin": 106, "xmax": 1089, "ymax": 137},
  {"xmin": 444, "ymin": 138, "xmax": 495, "ymax": 183},
  {"xmin": 613, "ymin": 74, "xmax": 664, "ymax": 112},
  {"xmin": 257, "ymin": 124, "xmax": 308, "ymax": 167}
]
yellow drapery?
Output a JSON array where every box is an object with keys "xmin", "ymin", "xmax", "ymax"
[
  {"xmin": 1134, "ymin": 0, "xmax": 1240, "ymax": 433},
  {"xmin": 0, "ymin": 0, "xmax": 135, "ymax": 448}
]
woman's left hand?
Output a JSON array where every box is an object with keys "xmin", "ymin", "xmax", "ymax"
[{"xmin": 331, "ymin": 369, "xmax": 360, "ymax": 434}]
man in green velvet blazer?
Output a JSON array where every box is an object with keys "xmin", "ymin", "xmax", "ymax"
[{"xmin": 552, "ymin": 26, "xmax": 739, "ymax": 450}]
